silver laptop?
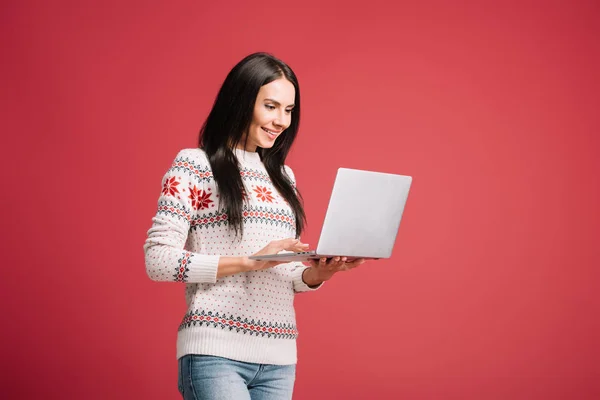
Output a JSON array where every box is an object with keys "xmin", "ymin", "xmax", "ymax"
[{"xmin": 249, "ymin": 168, "xmax": 412, "ymax": 262}]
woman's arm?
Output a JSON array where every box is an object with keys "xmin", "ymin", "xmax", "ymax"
[
  {"xmin": 301, "ymin": 257, "xmax": 367, "ymax": 287},
  {"xmin": 144, "ymin": 149, "xmax": 223, "ymax": 283},
  {"xmin": 144, "ymin": 151, "xmax": 310, "ymax": 283}
]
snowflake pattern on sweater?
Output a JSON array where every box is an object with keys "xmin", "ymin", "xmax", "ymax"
[{"xmin": 144, "ymin": 148, "xmax": 319, "ymax": 365}]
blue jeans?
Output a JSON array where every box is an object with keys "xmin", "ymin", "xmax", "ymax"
[{"xmin": 178, "ymin": 354, "xmax": 296, "ymax": 400}]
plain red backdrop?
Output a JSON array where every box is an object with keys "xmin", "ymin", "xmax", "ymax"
[{"xmin": 2, "ymin": 1, "xmax": 599, "ymax": 399}]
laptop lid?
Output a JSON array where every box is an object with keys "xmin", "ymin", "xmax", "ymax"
[{"xmin": 315, "ymin": 168, "xmax": 412, "ymax": 258}]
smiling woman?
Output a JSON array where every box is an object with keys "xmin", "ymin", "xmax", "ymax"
[
  {"xmin": 246, "ymin": 79, "xmax": 296, "ymax": 150},
  {"xmin": 143, "ymin": 52, "xmax": 364, "ymax": 400},
  {"xmin": 199, "ymin": 53, "xmax": 305, "ymax": 238}
]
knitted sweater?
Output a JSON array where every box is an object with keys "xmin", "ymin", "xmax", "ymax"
[{"xmin": 144, "ymin": 148, "xmax": 319, "ymax": 365}]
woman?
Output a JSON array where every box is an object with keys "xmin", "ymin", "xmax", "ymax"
[{"xmin": 144, "ymin": 52, "xmax": 365, "ymax": 400}]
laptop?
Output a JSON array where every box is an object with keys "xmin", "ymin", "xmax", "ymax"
[{"xmin": 248, "ymin": 168, "xmax": 412, "ymax": 262}]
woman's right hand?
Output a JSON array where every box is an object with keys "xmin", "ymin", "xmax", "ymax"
[{"xmin": 243, "ymin": 238, "xmax": 309, "ymax": 272}]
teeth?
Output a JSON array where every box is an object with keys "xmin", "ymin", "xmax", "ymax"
[{"xmin": 262, "ymin": 128, "xmax": 278, "ymax": 135}]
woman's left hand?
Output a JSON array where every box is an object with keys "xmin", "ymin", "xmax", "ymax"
[{"xmin": 303, "ymin": 257, "xmax": 366, "ymax": 285}]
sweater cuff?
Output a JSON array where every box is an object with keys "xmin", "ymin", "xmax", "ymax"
[
  {"xmin": 186, "ymin": 254, "xmax": 220, "ymax": 284},
  {"xmin": 292, "ymin": 265, "xmax": 323, "ymax": 293}
]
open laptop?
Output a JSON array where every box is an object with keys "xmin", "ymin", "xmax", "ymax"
[{"xmin": 248, "ymin": 168, "xmax": 412, "ymax": 262}]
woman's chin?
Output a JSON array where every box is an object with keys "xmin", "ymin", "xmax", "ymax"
[{"xmin": 258, "ymin": 140, "xmax": 276, "ymax": 149}]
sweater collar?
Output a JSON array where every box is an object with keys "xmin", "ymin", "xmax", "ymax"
[{"xmin": 234, "ymin": 147, "xmax": 262, "ymax": 164}]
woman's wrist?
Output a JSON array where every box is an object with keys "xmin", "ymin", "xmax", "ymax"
[
  {"xmin": 239, "ymin": 256, "xmax": 252, "ymax": 272},
  {"xmin": 302, "ymin": 267, "xmax": 329, "ymax": 287},
  {"xmin": 217, "ymin": 256, "xmax": 251, "ymax": 278}
]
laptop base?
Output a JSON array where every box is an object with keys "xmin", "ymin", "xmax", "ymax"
[{"xmin": 248, "ymin": 252, "xmax": 376, "ymax": 263}]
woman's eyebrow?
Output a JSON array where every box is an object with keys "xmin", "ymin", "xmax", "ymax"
[{"xmin": 264, "ymin": 98, "xmax": 295, "ymax": 108}]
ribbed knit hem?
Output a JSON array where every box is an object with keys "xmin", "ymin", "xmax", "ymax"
[
  {"xmin": 187, "ymin": 254, "xmax": 220, "ymax": 283},
  {"xmin": 177, "ymin": 327, "xmax": 298, "ymax": 365}
]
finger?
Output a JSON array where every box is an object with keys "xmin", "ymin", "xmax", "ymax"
[
  {"xmin": 334, "ymin": 256, "xmax": 353, "ymax": 269},
  {"xmin": 341, "ymin": 257, "xmax": 352, "ymax": 270},
  {"xmin": 283, "ymin": 238, "xmax": 300, "ymax": 246},
  {"xmin": 280, "ymin": 238, "xmax": 308, "ymax": 251},
  {"xmin": 328, "ymin": 257, "xmax": 344, "ymax": 268},
  {"xmin": 293, "ymin": 243, "xmax": 310, "ymax": 252},
  {"xmin": 306, "ymin": 259, "xmax": 319, "ymax": 268},
  {"xmin": 271, "ymin": 238, "xmax": 296, "ymax": 249},
  {"xmin": 332, "ymin": 258, "xmax": 356, "ymax": 271},
  {"xmin": 346, "ymin": 258, "xmax": 366, "ymax": 269}
]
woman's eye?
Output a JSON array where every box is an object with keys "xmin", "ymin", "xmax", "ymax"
[
  {"xmin": 285, "ymin": 109, "xmax": 293, "ymax": 114},
  {"xmin": 265, "ymin": 105, "xmax": 276, "ymax": 110}
]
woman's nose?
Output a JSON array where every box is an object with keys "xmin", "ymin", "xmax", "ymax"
[{"xmin": 273, "ymin": 111, "xmax": 289, "ymax": 129}]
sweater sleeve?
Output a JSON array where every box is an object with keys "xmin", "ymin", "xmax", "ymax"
[
  {"xmin": 284, "ymin": 165, "xmax": 324, "ymax": 293},
  {"xmin": 144, "ymin": 149, "xmax": 219, "ymax": 283},
  {"xmin": 291, "ymin": 263, "xmax": 323, "ymax": 292}
]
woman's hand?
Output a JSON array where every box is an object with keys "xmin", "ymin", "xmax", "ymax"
[
  {"xmin": 302, "ymin": 257, "xmax": 366, "ymax": 286},
  {"xmin": 243, "ymin": 238, "xmax": 309, "ymax": 272}
]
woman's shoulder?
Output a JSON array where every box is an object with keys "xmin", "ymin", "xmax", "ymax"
[
  {"xmin": 283, "ymin": 164, "xmax": 293, "ymax": 174},
  {"xmin": 172, "ymin": 148, "xmax": 210, "ymax": 167},
  {"xmin": 283, "ymin": 164, "xmax": 296, "ymax": 185}
]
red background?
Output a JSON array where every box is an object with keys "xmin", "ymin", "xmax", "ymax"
[{"xmin": 2, "ymin": 1, "xmax": 599, "ymax": 399}]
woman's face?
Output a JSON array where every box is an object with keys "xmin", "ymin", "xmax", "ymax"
[{"xmin": 242, "ymin": 78, "xmax": 295, "ymax": 152}]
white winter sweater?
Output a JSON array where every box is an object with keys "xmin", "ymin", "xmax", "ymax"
[{"xmin": 144, "ymin": 148, "xmax": 319, "ymax": 365}]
